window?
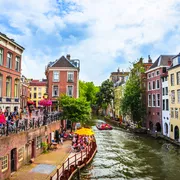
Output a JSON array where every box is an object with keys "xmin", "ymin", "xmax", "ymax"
[
  {"xmin": 178, "ymin": 90, "xmax": 180, "ymax": 104},
  {"xmin": 153, "ymin": 94, "xmax": 156, "ymax": 107},
  {"xmin": 148, "ymin": 73, "xmax": 151, "ymax": 79},
  {"xmin": 67, "ymin": 72, "xmax": 74, "ymax": 82},
  {"xmin": 166, "ymin": 99, "xmax": 169, "ymax": 111},
  {"xmin": 156, "ymin": 80, "xmax": 160, "ymax": 89},
  {"xmin": 38, "ymin": 92, "xmax": 41, "ymax": 99},
  {"xmin": 171, "ymin": 90, "xmax": 175, "ymax": 104},
  {"xmin": 53, "ymin": 85, "xmax": 58, "ymax": 96},
  {"xmin": 152, "ymin": 72, "xmax": 154, "ymax": 77},
  {"xmin": 14, "ymin": 79, "xmax": 19, "ymax": 98},
  {"xmin": 148, "ymin": 82, "xmax": 151, "ymax": 90},
  {"xmin": 163, "ymin": 99, "xmax": 165, "ymax": 110},
  {"xmin": 18, "ymin": 147, "xmax": 24, "ymax": 162},
  {"xmin": 15, "ymin": 57, "xmax": 20, "ymax": 71},
  {"xmin": 162, "ymin": 77, "xmax": 164, "ymax": 82},
  {"xmin": 156, "ymin": 71, "xmax": 159, "ymax": 76},
  {"xmin": 171, "ymin": 124, "xmax": 173, "ymax": 132},
  {"xmin": 1, "ymin": 155, "xmax": 8, "ymax": 172},
  {"xmin": 0, "ymin": 48, "xmax": 3, "ymax": 65},
  {"xmin": 6, "ymin": 77, "xmax": 11, "ymax": 97},
  {"xmin": 7, "ymin": 53, "xmax": 12, "ymax": 68},
  {"xmin": 171, "ymin": 108, "xmax": 174, "ymax": 118},
  {"xmin": 166, "ymin": 87, "xmax": 168, "ymax": 95},
  {"xmin": 156, "ymin": 94, "xmax": 160, "ymax": 107},
  {"xmin": 34, "ymin": 87, "xmax": 36, "ymax": 91},
  {"xmin": 148, "ymin": 94, "xmax": 152, "ymax": 107},
  {"xmin": 175, "ymin": 108, "xmax": 178, "ymax": 119},
  {"xmin": 53, "ymin": 71, "xmax": 59, "ymax": 82},
  {"xmin": 36, "ymin": 136, "xmax": 42, "ymax": 149},
  {"xmin": 164, "ymin": 77, "xmax": 167, "ymax": 81},
  {"xmin": 171, "ymin": 74, "xmax": 175, "ymax": 86},
  {"xmin": 153, "ymin": 81, "xmax": 155, "ymax": 89},
  {"xmin": 38, "ymin": 87, "xmax": 41, "ymax": 91},
  {"xmin": 163, "ymin": 88, "xmax": 165, "ymax": 96},
  {"xmin": 0, "ymin": 74, "xmax": 2, "ymax": 97},
  {"xmin": 177, "ymin": 72, "xmax": 180, "ymax": 85},
  {"xmin": 34, "ymin": 93, "xmax": 37, "ymax": 98},
  {"xmin": 67, "ymin": 86, "xmax": 73, "ymax": 97}
]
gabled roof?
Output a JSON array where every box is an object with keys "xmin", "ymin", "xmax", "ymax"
[
  {"xmin": 149, "ymin": 55, "xmax": 175, "ymax": 70},
  {"xmin": 50, "ymin": 56, "xmax": 76, "ymax": 68}
]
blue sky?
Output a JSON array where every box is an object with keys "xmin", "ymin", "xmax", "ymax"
[{"xmin": 1, "ymin": 0, "xmax": 180, "ymax": 85}]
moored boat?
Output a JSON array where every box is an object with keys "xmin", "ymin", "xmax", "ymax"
[{"xmin": 96, "ymin": 123, "xmax": 113, "ymax": 130}]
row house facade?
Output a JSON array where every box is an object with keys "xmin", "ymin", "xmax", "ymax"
[
  {"xmin": 45, "ymin": 54, "xmax": 80, "ymax": 110},
  {"xmin": 168, "ymin": 54, "xmax": 180, "ymax": 141},
  {"xmin": 0, "ymin": 32, "xmax": 24, "ymax": 112},
  {"xmin": 20, "ymin": 75, "xmax": 30, "ymax": 109},
  {"xmin": 29, "ymin": 79, "xmax": 47, "ymax": 107},
  {"xmin": 146, "ymin": 55, "xmax": 174, "ymax": 133}
]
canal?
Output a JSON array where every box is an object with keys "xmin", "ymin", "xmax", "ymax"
[{"xmin": 73, "ymin": 119, "xmax": 180, "ymax": 180}]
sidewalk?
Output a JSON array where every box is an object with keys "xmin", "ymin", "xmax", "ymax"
[{"xmin": 10, "ymin": 140, "xmax": 72, "ymax": 180}]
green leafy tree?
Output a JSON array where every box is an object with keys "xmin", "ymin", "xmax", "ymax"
[
  {"xmin": 120, "ymin": 58, "xmax": 146, "ymax": 126},
  {"xmin": 96, "ymin": 79, "xmax": 114, "ymax": 115},
  {"xmin": 58, "ymin": 95, "xmax": 91, "ymax": 127},
  {"xmin": 79, "ymin": 80, "xmax": 99, "ymax": 105}
]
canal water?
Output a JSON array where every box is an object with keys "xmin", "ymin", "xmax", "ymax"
[{"xmin": 73, "ymin": 119, "xmax": 180, "ymax": 180}]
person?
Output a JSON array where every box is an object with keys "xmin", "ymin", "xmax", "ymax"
[
  {"xmin": 0, "ymin": 108, "xmax": 6, "ymax": 124},
  {"xmin": 59, "ymin": 132, "xmax": 64, "ymax": 144}
]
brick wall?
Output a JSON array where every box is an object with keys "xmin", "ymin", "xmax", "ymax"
[
  {"xmin": 48, "ymin": 70, "xmax": 78, "ymax": 99},
  {"xmin": 0, "ymin": 121, "xmax": 61, "ymax": 180}
]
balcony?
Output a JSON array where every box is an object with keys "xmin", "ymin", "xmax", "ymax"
[
  {"xmin": 6, "ymin": 97, "xmax": 11, "ymax": 102},
  {"xmin": 14, "ymin": 98, "xmax": 19, "ymax": 102}
]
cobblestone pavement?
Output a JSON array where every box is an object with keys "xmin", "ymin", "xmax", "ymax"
[{"xmin": 9, "ymin": 140, "xmax": 72, "ymax": 180}]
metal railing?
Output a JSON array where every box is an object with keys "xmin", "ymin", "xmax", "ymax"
[
  {"xmin": 0, "ymin": 112, "xmax": 62, "ymax": 137},
  {"xmin": 50, "ymin": 141, "xmax": 97, "ymax": 180}
]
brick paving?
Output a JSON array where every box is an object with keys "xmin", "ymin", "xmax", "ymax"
[{"xmin": 9, "ymin": 140, "xmax": 72, "ymax": 180}]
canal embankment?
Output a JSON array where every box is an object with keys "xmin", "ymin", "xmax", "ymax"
[{"xmin": 50, "ymin": 141, "xmax": 97, "ymax": 180}]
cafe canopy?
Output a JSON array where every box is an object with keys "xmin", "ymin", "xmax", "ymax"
[{"xmin": 74, "ymin": 127, "xmax": 94, "ymax": 136}]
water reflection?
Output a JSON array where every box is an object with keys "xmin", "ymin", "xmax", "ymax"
[{"xmin": 73, "ymin": 119, "xmax": 180, "ymax": 180}]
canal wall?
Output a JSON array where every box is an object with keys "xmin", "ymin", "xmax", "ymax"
[{"xmin": 104, "ymin": 117, "xmax": 180, "ymax": 147}]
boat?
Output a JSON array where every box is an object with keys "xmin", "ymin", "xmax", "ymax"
[{"xmin": 96, "ymin": 123, "xmax": 113, "ymax": 130}]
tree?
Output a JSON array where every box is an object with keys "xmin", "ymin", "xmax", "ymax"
[
  {"xmin": 79, "ymin": 80, "xmax": 99, "ymax": 105},
  {"xmin": 96, "ymin": 79, "xmax": 114, "ymax": 115},
  {"xmin": 120, "ymin": 58, "xmax": 146, "ymax": 126},
  {"xmin": 58, "ymin": 95, "xmax": 91, "ymax": 126}
]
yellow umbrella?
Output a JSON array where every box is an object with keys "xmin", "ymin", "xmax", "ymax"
[{"xmin": 75, "ymin": 127, "xmax": 94, "ymax": 136}]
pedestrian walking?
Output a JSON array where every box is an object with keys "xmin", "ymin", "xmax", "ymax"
[{"xmin": 60, "ymin": 132, "xmax": 64, "ymax": 144}]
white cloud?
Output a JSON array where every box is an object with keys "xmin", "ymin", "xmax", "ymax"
[{"xmin": 1, "ymin": 0, "xmax": 180, "ymax": 85}]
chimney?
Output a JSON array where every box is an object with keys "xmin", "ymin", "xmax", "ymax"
[
  {"xmin": 66, "ymin": 54, "xmax": 70, "ymax": 60},
  {"xmin": 168, "ymin": 59, "xmax": 172, "ymax": 66},
  {"xmin": 148, "ymin": 55, "xmax": 152, "ymax": 63}
]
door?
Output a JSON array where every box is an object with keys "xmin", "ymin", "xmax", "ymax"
[{"xmin": 11, "ymin": 148, "xmax": 16, "ymax": 172}]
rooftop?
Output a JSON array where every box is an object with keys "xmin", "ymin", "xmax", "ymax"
[{"xmin": 0, "ymin": 32, "xmax": 25, "ymax": 50}]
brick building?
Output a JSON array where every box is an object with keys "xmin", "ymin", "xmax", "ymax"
[
  {"xmin": 0, "ymin": 116, "xmax": 61, "ymax": 180},
  {"xmin": 146, "ymin": 55, "xmax": 174, "ymax": 132},
  {"xmin": 20, "ymin": 75, "xmax": 30, "ymax": 109},
  {"xmin": 0, "ymin": 32, "xmax": 24, "ymax": 112},
  {"xmin": 45, "ymin": 54, "xmax": 80, "ymax": 110}
]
